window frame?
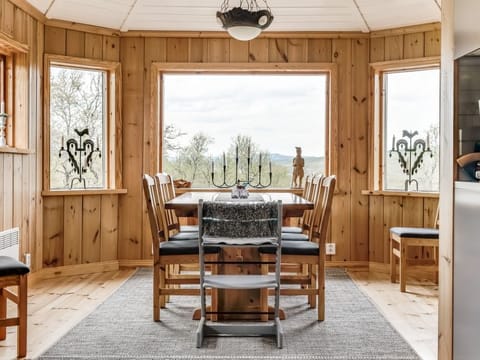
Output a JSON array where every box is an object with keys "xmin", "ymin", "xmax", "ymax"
[
  {"xmin": 44, "ymin": 54, "xmax": 122, "ymax": 192},
  {"xmin": 0, "ymin": 33, "xmax": 29, "ymax": 151},
  {"xmin": 151, "ymin": 62, "xmax": 336, "ymax": 189},
  {"xmin": 369, "ymin": 57, "xmax": 440, "ymax": 194}
]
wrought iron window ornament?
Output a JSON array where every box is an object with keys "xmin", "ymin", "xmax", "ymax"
[
  {"xmin": 59, "ymin": 128, "xmax": 101, "ymax": 189},
  {"xmin": 389, "ymin": 130, "xmax": 432, "ymax": 191},
  {"xmin": 216, "ymin": 0, "xmax": 274, "ymax": 41},
  {"xmin": 211, "ymin": 145, "xmax": 272, "ymax": 188}
]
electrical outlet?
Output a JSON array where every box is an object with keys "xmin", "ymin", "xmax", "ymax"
[
  {"xmin": 325, "ymin": 243, "xmax": 336, "ymax": 255},
  {"xmin": 24, "ymin": 253, "xmax": 31, "ymax": 267}
]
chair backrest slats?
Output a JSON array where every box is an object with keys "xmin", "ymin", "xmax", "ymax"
[
  {"xmin": 310, "ymin": 175, "xmax": 336, "ymax": 244},
  {"xmin": 155, "ymin": 173, "xmax": 181, "ymax": 235},
  {"xmin": 143, "ymin": 174, "xmax": 167, "ymax": 258}
]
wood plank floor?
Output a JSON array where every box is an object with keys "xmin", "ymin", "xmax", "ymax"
[{"xmin": 0, "ymin": 267, "xmax": 438, "ymax": 359}]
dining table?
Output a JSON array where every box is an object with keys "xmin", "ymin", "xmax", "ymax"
[{"xmin": 165, "ymin": 190, "xmax": 314, "ymax": 321}]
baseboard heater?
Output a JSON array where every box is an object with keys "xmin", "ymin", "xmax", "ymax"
[{"xmin": 0, "ymin": 227, "xmax": 20, "ymax": 260}]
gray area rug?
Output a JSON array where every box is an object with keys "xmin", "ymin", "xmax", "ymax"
[{"xmin": 38, "ymin": 268, "xmax": 420, "ymax": 360}]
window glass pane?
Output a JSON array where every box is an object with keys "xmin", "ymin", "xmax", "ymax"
[
  {"xmin": 384, "ymin": 68, "xmax": 440, "ymax": 192},
  {"xmin": 49, "ymin": 65, "xmax": 106, "ymax": 189},
  {"xmin": 163, "ymin": 74, "xmax": 327, "ymax": 188}
]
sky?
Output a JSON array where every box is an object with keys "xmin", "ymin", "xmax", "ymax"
[{"xmin": 163, "ymin": 74, "xmax": 327, "ymax": 157}]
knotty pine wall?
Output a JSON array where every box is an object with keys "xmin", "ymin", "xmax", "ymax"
[
  {"xmin": 0, "ymin": 0, "xmax": 43, "ymax": 271},
  {"xmin": 1, "ymin": 1, "xmax": 441, "ymax": 270}
]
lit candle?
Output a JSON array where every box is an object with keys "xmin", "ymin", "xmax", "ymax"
[{"xmin": 392, "ymin": 135, "xmax": 395, "ymax": 151}]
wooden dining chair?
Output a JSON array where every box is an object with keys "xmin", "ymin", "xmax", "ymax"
[
  {"xmin": 0, "ymin": 256, "xmax": 30, "ymax": 358},
  {"xmin": 143, "ymin": 174, "xmax": 219, "ymax": 321},
  {"xmin": 155, "ymin": 173, "xmax": 198, "ymax": 238},
  {"xmin": 260, "ymin": 175, "xmax": 336, "ymax": 321},
  {"xmin": 389, "ymin": 206, "xmax": 439, "ymax": 292}
]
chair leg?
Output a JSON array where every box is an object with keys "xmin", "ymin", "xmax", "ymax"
[
  {"xmin": 317, "ymin": 261, "xmax": 325, "ymax": 321},
  {"xmin": 18, "ymin": 275, "xmax": 27, "ymax": 358},
  {"xmin": 390, "ymin": 236, "xmax": 396, "ymax": 283},
  {"xmin": 159, "ymin": 265, "xmax": 167, "ymax": 309},
  {"xmin": 153, "ymin": 263, "xmax": 161, "ymax": 321},
  {"xmin": 309, "ymin": 264, "xmax": 316, "ymax": 308},
  {"xmin": 400, "ymin": 240, "xmax": 407, "ymax": 292},
  {"xmin": 0, "ymin": 288, "xmax": 6, "ymax": 340},
  {"xmin": 260, "ymin": 260, "xmax": 269, "ymax": 322}
]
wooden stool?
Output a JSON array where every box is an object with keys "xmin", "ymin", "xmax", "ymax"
[{"xmin": 0, "ymin": 256, "xmax": 30, "ymax": 358}]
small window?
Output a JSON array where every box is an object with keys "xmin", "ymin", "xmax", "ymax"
[
  {"xmin": 45, "ymin": 55, "xmax": 121, "ymax": 191},
  {"xmin": 371, "ymin": 61, "xmax": 440, "ymax": 193}
]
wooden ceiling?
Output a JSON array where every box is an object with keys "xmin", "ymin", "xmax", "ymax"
[{"xmin": 26, "ymin": 0, "xmax": 441, "ymax": 33}]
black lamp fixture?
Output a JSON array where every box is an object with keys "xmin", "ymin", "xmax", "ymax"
[{"xmin": 216, "ymin": 0, "xmax": 274, "ymax": 41}]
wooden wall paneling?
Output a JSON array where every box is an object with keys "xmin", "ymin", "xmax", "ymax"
[
  {"xmin": 63, "ymin": 196, "xmax": 82, "ymax": 265},
  {"xmin": 402, "ymin": 196, "xmax": 424, "ymax": 260},
  {"xmin": 330, "ymin": 39, "xmax": 352, "ymax": 261},
  {"xmin": 43, "ymin": 196, "xmax": 64, "ymax": 267},
  {"xmin": 424, "ymin": 29, "xmax": 441, "ymax": 57},
  {"xmin": 2, "ymin": 154, "xmax": 13, "ymax": 228},
  {"xmin": 12, "ymin": 155, "xmax": 22, "ymax": 230},
  {"xmin": 1, "ymin": 0, "xmax": 14, "ymax": 36},
  {"xmin": 229, "ymin": 39, "xmax": 248, "ymax": 62},
  {"xmin": 0, "ymin": 156, "xmax": 3, "ymax": 229},
  {"xmin": 44, "ymin": 26, "xmax": 66, "ymax": 55},
  {"xmin": 189, "ymin": 38, "xmax": 207, "ymax": 62},
  {"xmin": 85, "ymin": 33, "xmax": 103, "ymax": 59},
  {"xmin": 100, "ymin": 194, "xmax": 118, "ymax": 261},
  {"xmin": 14, "ymin": 51, "xmax": 28, "ymax": 148},
  {"xmin": 287, "ymin": 39, "xmax": 307, "ymax": 62},
  {"xmin": 103, "ymin": 35, "xmax": 120, "ymax": 61},
  {"xmin": 66, "ymin": 29, "xmax": 85, "ymax": 57},
  {"xmin": 166, "ymin": 38, "xmax": 188, "ymax": 62},
  {"xmin": 383, "ymin": 196, "xmax": 403, "ymax": 263},
  {"xmin": 207, "ymin": 38, "xmax": 230, "ymax": 62},
  {"xmin": 247, "ymin": 38, "xmax": 268, "ymax": 62},
  {"xmin": 384, "ymin": 35, "xmax": 404, "ymax": 61},
  {"xmin": 13, "ymin": 5, "xmax": 27, "ymax": 43},
  {"xmin": 370, "ymin": 37, "xmax": 385, "ymax": 63},
  {"xmin": 21, "ymin": 155, "xmax": 30, "ymax": 255},
  {"xmin": 307, "ymin": 39, "xmax": 332, "ymax": 63},
  {"xmin": 268, "ymin": 39, "xmax": 287, "ymax": 62},
  {"xmin": 368, "ymin": 195, "xmax": 384, "ymax": 262},
  {"xmin": 143, "ymin": 37, "xmax": 166, "ymax": 258},
  {"xmin": 403, "ymin": 32, "xmax": 425, "ymax": 59},
  {"xmin": 119, "ymin": 37, "xmax": 144, "ymax": 260},
  {"xmin": 350, "ymin": 38, "xmax": 369, "ymax": 261},
  {"xmin": 82, "ymin": 195, "xmax": 101, "ymax": 263}
]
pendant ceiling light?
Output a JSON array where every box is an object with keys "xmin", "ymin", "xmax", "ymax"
[{"xmin": 216, "ymin": 0, "xmax": 274, "ymax": 41}]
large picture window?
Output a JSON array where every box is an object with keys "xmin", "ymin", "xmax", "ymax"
[
  {"xmin": 162, "ymin": 73, "xmax": 328, "ymax": 188},
  {"xmin": 372, "ymin": 61, "xmax": 440, "ymax": 193},
  {"xmin": 45, "ymin": 55, "xmax": 121, "ymax": 191}
]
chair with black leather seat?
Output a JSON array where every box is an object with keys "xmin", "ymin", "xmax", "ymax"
[
  {"xmin": 389, "ymin": 206, "xmax": 439, "ymax": 292},
  {"xmin": 155, "ymin": 173, "xmax": 198, "ymax": 238},
  {"xmin": 143, "ymin": 174, "xmax": 219, "ymax": 321},
  {"xmin": 260, "ymin": 175, "xmax": 336, "ymax": 321},
  {"xmin": 0, "ymin": 255, "xmax": 29, "ymax": 358}
]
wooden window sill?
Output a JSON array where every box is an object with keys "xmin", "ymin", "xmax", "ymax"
[
  {"xmin": 361, "ymin": 190, "xmax": 439, "ymax": 198},
  {"xmin": 42, "ymin": 189, "xmax": 128, "ymax": 196},
  {"xmin": 0, "ymin": 147, "xmax": 34, "ymax": 154}
]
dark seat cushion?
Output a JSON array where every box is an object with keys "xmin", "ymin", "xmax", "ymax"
[
  {"xmin": 259, "ymin": 240, "xmax": 319, "ymax": 256},
  {"xmin": 390, "ymin": 227, "xmax": 439, "ymax": 239},
  {"xmin": 0, "ymin": 256, "xmax": 30, "ymax": 276},
  {"xmin": 281, "ymin": 232, "xmax": 309, "ymax": 241},
  {"xmin": 169, "ymin": 231, "xmax": 199, "ymax": 241},
  {"xmin": 281, "ymin": 226, "xmax": 303, "ymax": 234},
  {"xmin": 159, "ymin": 240, "xmax": 219, "ymax": 256}
]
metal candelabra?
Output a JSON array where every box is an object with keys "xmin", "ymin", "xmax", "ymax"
[
  {"xmin": 389, "ymin": 130, "xmax": 432, "ymax": 191},
  {"xmin": 59, "ymin": 128, "xmax": 101, "ymax": 189},
  {"xmin": 211, "ymin": 145, "xmax": 272, "ymax": 188}
]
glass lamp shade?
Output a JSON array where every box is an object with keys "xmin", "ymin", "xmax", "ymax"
[{"xmin": 227, "ymin": 26, "xmax": 262, "ymax": 41}]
